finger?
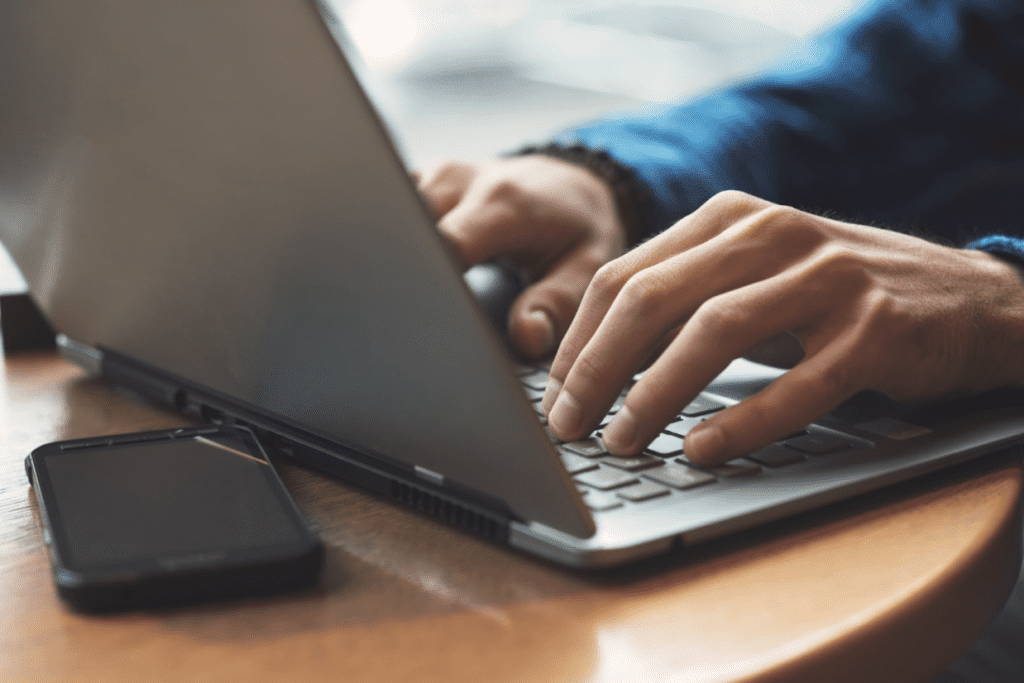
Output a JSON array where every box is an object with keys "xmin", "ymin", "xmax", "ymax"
[
  {"xmin": 438, "ymin": 189, "xmax": 528, "ymax": 268},
  {"xmin": 544, "ymin": 192, "xmax": 783, "ymax": 399},
  {"xmin": 545, "ymin": 256, "xmax": 702, "ymax": 440},
  {"xmin": 542, "ymin": 245, "xmax": 686, "ymax": 414},
  {"xmin": 683, "ymin": 335, "xmax": 869, "ymax": 465},
  {"xmin": 507, "ymin": 247, "xmax": 607, "ymax": 359},
  {"xmin": 544, "ymin": 205, "xmax": 824, "ymax": 429},
  {"xmin": 441, "ymin": 185, "xmax": 598, "ymax": 277},
  {"xmin": 600, "ymin": 264, "xmax": 844, "ymax": 456},
  {"xmin": 743, "ymin": 332, "xmax": 805, "ymax": 369},
  {"xmin": 417, "ymin": 161, "xmax": 478, "ymax": 217},
  {"xmin": 634, "ymin": 190, "xmax": 775, "ymax": 260}
]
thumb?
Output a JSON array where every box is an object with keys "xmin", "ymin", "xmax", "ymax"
[{"xmin": 508, "ymin": 252, "xmax": 601, "ymax": 359}]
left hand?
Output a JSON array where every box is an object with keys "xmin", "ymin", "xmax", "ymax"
[
  {"xmin": 416, "ymin": 156, "xmax": 625, "ymax": 359},
  {"xmin": 542, "ymin": 190, "xmax": 1024, "ymax": 465}
]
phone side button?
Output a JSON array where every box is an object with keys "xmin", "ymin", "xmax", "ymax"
[
  {"xmin": 173, "ymin": 426, "xmax": 222, "ymax": 437},
  {"xmin": 110, "ymin": 432, "xmax": 173, "ymax": 445},
  {"xmin": 60, "ymin": 438, "xmax": 113, "ymax": 450}
]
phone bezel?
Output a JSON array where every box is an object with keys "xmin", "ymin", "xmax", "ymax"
[{"xmin": 26, "ymin": 425, "xmax": 323, "ymax": 612}]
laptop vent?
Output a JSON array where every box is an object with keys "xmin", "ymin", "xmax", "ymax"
[{"xmin": 390, "ymin": 480, "xmax": 508, "ymax": 542}]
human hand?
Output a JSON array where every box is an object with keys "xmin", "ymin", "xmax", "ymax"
[
  {"xmin": 542, "ymin": 190, "xmax": 1024, "ymax": 465},
  {"xmin": 417, "ymin": 155, "xmax": 625, "ymax": 359}
]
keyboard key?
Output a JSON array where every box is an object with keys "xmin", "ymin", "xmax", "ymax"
[
  {"xmin": 747, "ymin": 445, "xmax": 805, "ymax": 468},
  {"xmin": 575, "ymin": 467, "xmax": 639, "ymax": 490},
  {"xmin": 583, "ymin": 490, "xmax": 624, "ymax": 511},
  {"xmin": 561, "ymin": 436, "xmax": 607, "ymax": 458},
  {"xmin": 707, "ymin": 459, "xmax": 762, "ymax": 477},
  {"xmin": 644, "ymin": 433, "xmax": 684, "ymax": 457},
  {"xmin": 784, "ymin": 433, "xmax": 854, "ymax": 455},
  {"xmin": 561, "ymin": 453, "xmax": 599, "ymax": 474},
  {"xmin": 601, "ymin": 454, "xmax": 662, "ymax": 471},
  {"xmin": 519, "ymin": 369, "xmax": 550, "ymax": 390},
  {"xmin": 617, "ymin": 480, "xmax": 670, "ymax": 502},
  {"xmin": 522, "ymin": 387, "xmax": 546, "ymax": 402},
  {"xmin": 680, "ymin": 395, "xmax": 727, "ymax": 417},
  {"xmin": 643, "ymin": 462, "xmax": 716, "ymax": 490},
  {"xmin": 663, "ymin": 417, "xmax": 702, "ymax": 437}
]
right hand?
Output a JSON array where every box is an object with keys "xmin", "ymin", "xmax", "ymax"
[{"xmin": 417, "ymin": 155, "xmax": 627, "ymax": 359}]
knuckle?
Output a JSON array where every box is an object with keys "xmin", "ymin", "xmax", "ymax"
[
  {"xmin": 799, "ymin": 246, "xmax": 872, "ymax": 295},
  {"xmin": 748, "ymin": 204, "xmax": 811, "ymax": 240},
  {"xmin": 590, "ymin": 260, "xmax": 633, "ymax": 303},
  {"xmin": 422, "ymin": 161, "xmax": 472, "ymax": 188},
  {"xmin": 816, "ymin": 245, "xmax": 866, "ymax": 277},
  {"xmin": 690, "ymin": 296, "xmax": 745, "ymax": 339},
  {"xmin": 754, "ymin": 204, "xmax": 798, "ymax": 231},
  {"xmin": 858, "ymin": 290, "xmax": 899, "ymax": 326},
  {"xmin": 705, "ymin": 189, "xmax": 756, "ymax": 211},
  {"xmin": 481, "ymin": 178, "xmax": 529, "ymax": 209},
  {"xmin": 697, "ymin": 190, "xmax": 773, "ymax": 224},
  {"xmin": 617, "ymin": 268, "xmax": 672, "ymax": 314}
]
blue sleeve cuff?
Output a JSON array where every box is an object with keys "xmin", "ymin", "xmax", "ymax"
[{"xmin": 966, "ymin": 235, "xmax": 1024, "ymax": 270}]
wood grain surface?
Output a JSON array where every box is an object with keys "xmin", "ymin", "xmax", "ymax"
[{"xmin": 1, "ymin": 351, "xmax": 1021, "ymax": 683}]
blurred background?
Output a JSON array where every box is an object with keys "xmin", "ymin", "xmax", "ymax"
[{"xmin": 325, "ymin": 0, "xmax": 866, "ymax": 168}]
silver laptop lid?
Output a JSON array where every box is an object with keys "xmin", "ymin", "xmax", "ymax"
[{"xmin": 0, "ymin": 0, "xmax": 595, "ymax": 538}]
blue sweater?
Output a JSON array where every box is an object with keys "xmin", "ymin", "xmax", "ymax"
[{"xmin": 555, "ymin": 0, "xmax": 1024, "ymax": 265}]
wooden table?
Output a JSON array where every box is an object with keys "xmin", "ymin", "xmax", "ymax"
[{"xmin": 1, "ymin": 350, "xmax": 1021, "ymax": 683}]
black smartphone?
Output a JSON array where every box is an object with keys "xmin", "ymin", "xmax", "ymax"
[{"xmin": 25, "ymin": 424, "xmax": 323, "ymax": 612}]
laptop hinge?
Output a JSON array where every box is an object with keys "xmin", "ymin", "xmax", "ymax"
[
  {"xmin": 94, "ymin": 346, "xmax": 517, "ymax": 541},
  {"xmin": 56, "ymin": 334, "xmax": 103, "ymax": 375}
]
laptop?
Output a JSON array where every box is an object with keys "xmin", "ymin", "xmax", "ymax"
[{"xmin": 2, "ymin": 0, "xmax": 1022, "ymax": 568}]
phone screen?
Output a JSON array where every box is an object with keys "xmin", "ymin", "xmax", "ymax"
[{"xmin": 42, "ymin": 436, "xmax": 307, "ymax": 569}]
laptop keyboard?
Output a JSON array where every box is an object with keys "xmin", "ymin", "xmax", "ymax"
[{"xmin": 515, "ymin": 364, "xmax": 861, "ymax": 513}]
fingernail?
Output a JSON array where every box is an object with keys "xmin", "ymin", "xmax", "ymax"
[
  {"xmin": 542, "ymin": 376, "xmax": 562, "ymax": 414},
  {"xmin": 526, "ymin": 309, "xmax": 555, "ymax": 356},
  {"xmin": 685, "ymin": 423, "xmax": 725, "ymax": 464},
  {"xmin": 549, "ymin": 390, "xmax": 583, "ymax": 438},
  {"xmin": 603, "ymin": 406, "xmax": 639, "ymax": 453}
]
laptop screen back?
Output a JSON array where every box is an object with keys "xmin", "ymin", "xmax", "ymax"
[{"xmin": 0, "ymin": 0, "xmax": 594, "ymax": 538}]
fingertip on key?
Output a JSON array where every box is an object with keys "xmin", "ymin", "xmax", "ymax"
[
  {"xmin": 602, "ymin": 406, "xmax": 639, "ymax": 454},
  {"xmin": 684, "ymin": 422, "xmax": 726, "ymax": 464},
  {"xmin": 548, "ymin": 389, "xmax": 583, "ymax": 438},
  {"xmin": 514, "ymin": 308, "xmax": 556, "ymax": 359},
  {"xmin": 542, "ymin": 376, "xmax": 562, "ymax": 414}
]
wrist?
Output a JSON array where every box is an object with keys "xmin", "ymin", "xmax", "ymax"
[{"xmin": 969, "ymin": 250, "xmax": 1024, "ymax": 390}]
